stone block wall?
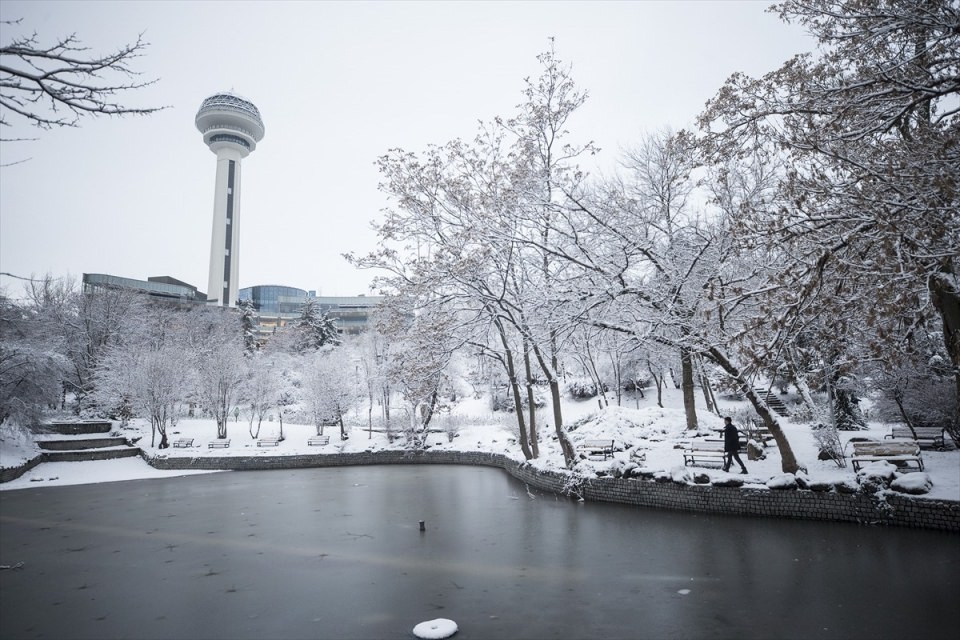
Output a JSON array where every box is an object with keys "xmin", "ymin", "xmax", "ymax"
[{"xmin": 0, "ymin": 456, "xmax": 43, "ymax": 483}]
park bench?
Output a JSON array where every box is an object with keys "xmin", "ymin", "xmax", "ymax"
[
  {"xmin": 683, "ymin": 440, "xmax": 727, "ymax": 468},
  {"xmin": 583, "ymin": 439, "xmax": 615, "ymax": 460},
  {"xmin": 850, "ymin": 440, "xmax": 923, "ymax": 473},
  {"xmin": 207, "ymin": 439, "xmax": 230, "ymax": 449},
  {"xmin": 256, "ymin": 437, "xmax": 281, "ymax": 447},
  {"xmin": 884, "ymin": 426, "xmax": 947, "ymax": 450},
  {"xmin": 308, "ymin": 435, "xmax": 330, "ymax": 446},
  {"xmin": 172, "ymin": 438, "xmax": 194, "ymax": 448},
  {"xmin": 742, "ymin": 425, "xmax": 775, "ymax": 445}
]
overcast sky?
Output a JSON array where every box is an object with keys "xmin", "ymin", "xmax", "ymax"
[{"xmin": 0, "ymin": 0, "xmax": 814, "ymax": 298}]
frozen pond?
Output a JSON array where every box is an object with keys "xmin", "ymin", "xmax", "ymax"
[{"xmin": 1, "ymin": 465, "xmax": 956, "ymax": 639}]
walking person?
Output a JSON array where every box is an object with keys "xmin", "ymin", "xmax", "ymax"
[{"xmin": 722, "ymin": 416, "xmax": 748, "ymax": 474}]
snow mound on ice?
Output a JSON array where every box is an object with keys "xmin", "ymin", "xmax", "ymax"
[{"xmin": 413, "ymin": 618, "xmax": 458, "ymax": 639}]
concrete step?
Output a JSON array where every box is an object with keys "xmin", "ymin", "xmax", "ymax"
[
  {"xmin": 38, "ymin": 437, "xmax": 129, "ymax": 451},
  {"xmin": 41, "ymin": 447, "xmax": 141, "ymax": 463},
  {"xmin": 753, "ymin": 388, "xmax": 790, "ymax": 417},
  {"xmin": 44, "ymin": 420, "xmax": 113, "ymax": 435}
]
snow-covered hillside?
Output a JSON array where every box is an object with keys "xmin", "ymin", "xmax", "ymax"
[{"xmin": 2, "ymin": 386, "xmax": 957, "ymax": 502}]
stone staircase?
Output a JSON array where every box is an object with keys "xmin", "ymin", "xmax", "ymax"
[
  {"xmin": 36, "ymin": 420, "xmax": 141, "ymax": 462},
  {"xmin": 752, "ymin": 388, "xmax": 790, "ymax": 418}
]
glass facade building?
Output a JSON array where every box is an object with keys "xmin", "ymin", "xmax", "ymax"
[
  {"xmin": 238, "ymin": 286, "xmax": 382, "ymax": 338},
  {"xmin": 83, "ymin": 273, "xmax": 206, "ymax": 304}
]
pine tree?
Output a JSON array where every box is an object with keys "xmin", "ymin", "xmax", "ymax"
[
  {"xmin": 293, "ymin": 299, "xmax": 341, "ymax": 353},
  {"xmin": 238, "ymin": 299, "xmax": 258, "ymax": 355}
]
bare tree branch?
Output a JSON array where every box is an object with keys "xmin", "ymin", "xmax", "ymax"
[{"xmin": 0, "ymin": 19, "xmax": 167, "ymax": 131}]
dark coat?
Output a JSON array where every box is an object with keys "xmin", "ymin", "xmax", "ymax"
[{"xmin": 723, "ymin": 423, "xmax": 740, "ymax": 452}]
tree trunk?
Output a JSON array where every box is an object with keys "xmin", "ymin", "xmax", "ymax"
[
  {"xmin": 698, "ymin": 358, "xmax": 717, "ymax": 414},
  {"xmin": 422, "ymin": 388, "xmax": 439, "ymax": 429},
  {"xmin": 496, "ymin": 319, "xmax": 533, "ymax": 460},
  {"xmin": 608, "ymin": 352, "xmax": 623, "ymax": 406},
  {"xmin": 522, "ymin": 338, "xmax": 539, "ymax": 458},
  {"xmin": 367, "ymin": 393, "xmax": 373, "ymax": 439},
  {"xmin": 786, "ymin": 349, "xmax": 821, "ymax": 422},
  {"xmin": 929, "ymin": 270, "xmax": 960, "ymax": 439},
  {"xmin": 680, "ymin": 346, "xmax": 698, "ymax": 430},
  {"xmin": 648, "ymin": 361, "xmax": 664, "ymax": 408},
  {"xmin": 707, "ymin": 346, "xmax": 801, "ymax": 473},
  {"xmin": 523, "ymin": 328, "xmax": 575, "ymax": 467}
]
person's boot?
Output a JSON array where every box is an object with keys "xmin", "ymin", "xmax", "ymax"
[{"xmin": 740, "ymin": 468, "xmax": 748, "ymax": 474}]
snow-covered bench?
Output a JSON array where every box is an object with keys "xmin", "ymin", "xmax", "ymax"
[
  {"xmin": 851, "ymin": 441, "xmax": 923, "ymax": 473},
  {"xmin": 582, "ymin": 439, "xmax": 614, "ymax": 460},
  {"xmin": 683, "ymin": 440, "xmax": 727, "ymax": 467},
  {"xmin": 308, "ymin": 435, "xmax": 330, "ymax": 446},
  {"xmin": 172, "ymin": 438, "xmax": 194, "ymax": 448},
  {"xmin": 256, "ymin": 437, "xmax": 281, "ymax": 447},
  {"xmin": 207, "ymin": 439, "xmax": 230, "ymax": 449},
  {"xmin": 885, "ymin": 426, "xmax": 947, "ymax": 450}
]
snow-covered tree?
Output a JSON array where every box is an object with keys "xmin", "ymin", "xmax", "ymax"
[
  {"xmin": 239, "ymin": 352, "xmax": 277, "ymax": 439},
  {"xmin": 26, "ymin": 276, "xmax": 143, "ymax": 411},
  {"xmin": 301, "ymin": 345, "xmax": 358, "ymax": 439},
  {"xmin": 350, "ymin": 42, "xmax": 594, "ymax": 466},
  {"xmin": 92, "ymin": 306, "xmax": 195, "ymax": 448},
  {"xmin": 191, "ymin": 309, "xmax": 247, "ymax": 439},
  {"xmin": 0, "ymin": 289, "xmax": 67, "ymax": 425},
  {"xmin": 238, "ymin": 298, "xmax": 258, "ymax": 355},
  {"xmin": 291, "ymin": 299, "xmax": 341, "ymax": 353},
  {"xmin": 376, "ymin": 296, "xmax": 463, "ymax": 448},
  {"xmin": 355, "ymin": 323, "xmax": 392, "ymax": 439},
  {"xmin": 699, "ymin": 0, "xmax": 960, "ymax": 433}
]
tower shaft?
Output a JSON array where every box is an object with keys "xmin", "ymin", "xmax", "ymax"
[{"xmin": 207, "ymin": 148, "xmax": 244, "ymax": 307}]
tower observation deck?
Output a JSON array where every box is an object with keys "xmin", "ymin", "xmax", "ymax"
[{"xmin": 196, "ymin": 92, "xmax": 265, "ymax": 307}]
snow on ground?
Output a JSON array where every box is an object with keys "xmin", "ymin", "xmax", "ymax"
[
  {"xmin": 2, "ymin": 387, "xmax": 958, "ymax": 502},
  {"xmin": 1, "ymin": 457, "xmax": 221, "ymax": 488}
]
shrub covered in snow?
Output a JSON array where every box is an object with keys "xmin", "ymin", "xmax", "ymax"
[
  {"xmin": 767, "ymin": 474, "xmax": 799, "ymax": 490},
  {"xmin": 566, "ymin": 378, "xmax": 605, "ymax": 399},
  {"xmin": 857, "ymin": 460, "xmax": 897, "ymax": 492},
  {"xmin": 670, "ymin": 466, "xmax": 694, "ymax": 484},
  {"xmin": 890, "ymin": 473, "xmax": 933, "ymax": 495}
]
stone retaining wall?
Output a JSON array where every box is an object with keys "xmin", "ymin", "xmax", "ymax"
[
  {"xmin": 42, "ymin": 448, "xmax": 142, "ymax": 463},
  {"xmin": 0, "ymin": 456, "xmax": 43, "ymax": 483},
  {"xmin": 46, "ymin": 421, "xmax": 112, "ymax": 435},
  {"xmin": 144, "ymin": 450, "xmax": 960, "ymax": 532},
  {"xmin": 38, "ymin": 437, "xmax": 129, "ymax": 451}
]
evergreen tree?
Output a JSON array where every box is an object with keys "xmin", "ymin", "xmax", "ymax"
[
  {"xmin": 238, "ymin": 299, "xmax": 258, "ymax": 355},
  {"xmin": 293, "ymin": 299, "xmax": 341, "ymax": 353}
]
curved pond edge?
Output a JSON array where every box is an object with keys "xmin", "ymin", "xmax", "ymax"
[
  {"xmin": 3, "ymin": 448, "xmax": 957, "ymax": 532},
  {"xmin": 138, "ymin": 449, "xmax": 960, "ymax": 532}
]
